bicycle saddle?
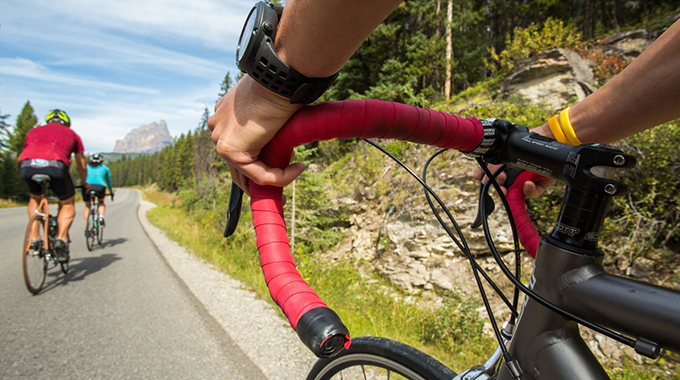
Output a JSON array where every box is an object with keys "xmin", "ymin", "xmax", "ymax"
[{"xmin": 31, "ymin": 174, "xmax": 51, "ymax": 183}]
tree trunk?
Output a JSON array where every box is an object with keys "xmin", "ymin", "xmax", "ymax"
[{"xmin": 445, "ymin": 0, "xmax": 453, "ymax": 101}]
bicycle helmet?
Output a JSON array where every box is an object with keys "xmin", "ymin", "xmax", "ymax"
[
  {"xmin": 45, "ymin": 109, "xmax": 71, "ymax": 127},
  {"xmin": 91, "ymin": 153, "xmax": 104, "ymax": 164}
]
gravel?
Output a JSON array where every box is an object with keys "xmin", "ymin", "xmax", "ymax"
[{"xmin": 137, "ymin": 194, "xmax": 317, "ymax": 379}]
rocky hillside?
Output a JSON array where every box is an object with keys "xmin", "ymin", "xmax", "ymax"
[{"xmin": 113, "ymin": 120, "xmax": 173, "ymax": 154}]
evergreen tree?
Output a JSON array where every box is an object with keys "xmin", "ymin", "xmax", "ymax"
[
  {"xmin": 0, "ymin": 109, "xmax": 10, "ymax": 150},
  {"xmin": 217, "ymin": 72, "xmax": 233, "ymax": 101},
  {"xmin": 8, "ymin": 101, "xmax": 38, "ymax": 155},
  {"xmin": 198, "ymin": 106, "xmax": 210, "ymax": 131},
  {"xmin": 0, "ymin": 151, "xmax": 25, "ymax": 200}
]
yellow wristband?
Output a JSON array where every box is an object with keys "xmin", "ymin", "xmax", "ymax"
[
  {"xmin": 548, "ymin": 115, "xmax": 569, "ymax": 144},
  {"xmin": 559, "ymin": 108, "xmax": 582, "ymax": 145}
]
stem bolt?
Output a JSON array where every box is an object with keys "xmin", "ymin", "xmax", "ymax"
[
  {"xmin": 613, "ymin": 155, "xmax": 626, "ymax": 166},
  {"xmin": 604, "ymin": 183, "xmax": 618, "ymax": 195}
]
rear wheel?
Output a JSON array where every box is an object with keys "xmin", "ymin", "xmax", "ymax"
[
  {"xmin": 23, "ymin": 214, "xmax": 47, "ymax": 295},
  {"xmin": 97, "ymin": 216, "xmax": 104, "ymax": 245},
  {"xmin": 306, "ymin": 336, "xmax": 457, "ymax": 380},
  {"xmin": 86, "ymin": 212, "xmax": 95, "ymax": 251}
]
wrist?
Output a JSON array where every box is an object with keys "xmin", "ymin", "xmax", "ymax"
[{"xmin": 242, "ymin": 75, "xmax": 302, "ymax": 115}]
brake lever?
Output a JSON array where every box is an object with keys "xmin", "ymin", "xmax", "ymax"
[
  {"xmin": 224, "ymin": 182, "xmax": 244, "ymax": 238},
  {"xmin": 471, "ymin": 184, "xmax": 495, "ymax": 229},
  {"xmin": 470, "ymin": 167, "xmax": 524, "ymax": 229}
]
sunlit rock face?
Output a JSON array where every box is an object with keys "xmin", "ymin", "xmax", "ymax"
[{"xmin": 113, "ymin": 120, "xmax": 173, "ymax": 154}]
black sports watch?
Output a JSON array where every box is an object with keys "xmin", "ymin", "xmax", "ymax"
[{"xmin": 236, "ymin": 1, "xmax": 338, "ymax": 104}]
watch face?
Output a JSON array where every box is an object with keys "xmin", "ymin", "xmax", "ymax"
[{"xmin": 237, "ymin": 6, "xmax": 258, "ymax": 63}]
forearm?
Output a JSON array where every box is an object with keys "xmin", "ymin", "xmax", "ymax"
[
  {"xmin": 567, "ymin": 20, "xmax": 680, "ymax": 144},
  {"xmin": 77, "ymin": 166, "xmax": 87, "ymax": 184},
  {"xmin": 276, "ymin": 0, "xmax": 403, "ymax": 77},
  {"xmin": 75, "ymin": 154, "xmax": 88, "ymax": 184}
]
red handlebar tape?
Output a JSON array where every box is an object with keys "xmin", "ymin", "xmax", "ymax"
[
  {"xmin": 249, "ymin": 100, "xmax": 485, "ymax": 356},
  {"xmin": 506, "ymin": 170, "xmax": 545, "ymax": 258}
]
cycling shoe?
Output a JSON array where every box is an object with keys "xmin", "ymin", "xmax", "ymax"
[{"xmin": 54, "ymin": 238, "xmax": 70, "ymax": 262}]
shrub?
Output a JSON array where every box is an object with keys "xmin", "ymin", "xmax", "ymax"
[{"xmin": 487, "ymin": 18, "xmax": 582, "ymax": 76}]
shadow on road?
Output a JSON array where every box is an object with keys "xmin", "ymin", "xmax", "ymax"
[
  {"xmin": 38, "ymin": 253, "xmax": 122, "ymax": 294},
  {"xmin": 98, "ymin": 237, "xmax": 128, "ymax": 248}
]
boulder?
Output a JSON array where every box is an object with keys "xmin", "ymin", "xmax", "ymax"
[{"xmin": 501, "ymin": 48, "xmax": 596, "ymax": 111}]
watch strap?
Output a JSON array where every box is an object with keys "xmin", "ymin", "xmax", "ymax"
[{"xmin": 248, "ymin": 37, "xmax": 338, "ymax": 104}]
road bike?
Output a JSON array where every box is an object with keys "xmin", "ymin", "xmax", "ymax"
[
  {"xmin": 84, "ymin": 189, "xmax": 113, "ymax": 251},
  {"xmin": 225, "ymin": 100, "xmax": 680, "ymax": 379},
  {"xmin": 22, "ymin": 174, "xmax": 69, "ymax": 295}
]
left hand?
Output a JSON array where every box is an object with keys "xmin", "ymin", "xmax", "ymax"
[{"xmin": 208, "ymin": 75, "xmax": 306, "ymax": 194}]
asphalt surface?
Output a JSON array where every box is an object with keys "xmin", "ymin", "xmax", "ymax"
[{"xmin": 0, "ymin": 189, "xmax": 275, "ymax": 379}]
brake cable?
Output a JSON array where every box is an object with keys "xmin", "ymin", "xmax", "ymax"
[
  {"xmin": 421, "ymin": 149, "xmax": 517, "ymax": 317},
  {"xmin": 361, "ymin": 139, "xmax": 516, "ymax": 363},
  {"xmin": 477, "ymin": 160, "xmax": 639, "ymax": 351}
]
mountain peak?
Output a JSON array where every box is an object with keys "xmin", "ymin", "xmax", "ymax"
[{"xmin": 113, "ymin": 121, "xmax": 173, "ymax": 154}]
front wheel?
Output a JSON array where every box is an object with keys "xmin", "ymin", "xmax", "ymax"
[
  {"xmin": 306, "ymin": 336, "xmax": 457, "ymax": 380},
  {"xmin": 23, "ymin": 214, "xmax": 47, "ymax": 295}
]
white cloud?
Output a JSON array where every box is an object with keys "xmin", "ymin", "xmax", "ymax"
[
  {"xmin": 1, "ymin": 0, "xmax": 253, "ymax": 49},
  {"xmin": 0, "ymin": 58, "xmax": 158, "ymax": 94}
]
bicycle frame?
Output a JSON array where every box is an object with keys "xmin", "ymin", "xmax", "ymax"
[
  {"xmin": 32, "ymin": 197, "xmax": 51, "ymax": 251},
  {"xmin": 485, "ymin": 236, "xmax": 680, "ymax": 380}
]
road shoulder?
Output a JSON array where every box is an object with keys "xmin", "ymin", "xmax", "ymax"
[{"xmin": 135, "ymin": 191, "xmax": 316, "ymax": 379}]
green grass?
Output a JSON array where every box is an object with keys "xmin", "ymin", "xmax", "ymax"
[{"xmin": 0, "ymin": 198, "xmax": 24, "ymax": 208}]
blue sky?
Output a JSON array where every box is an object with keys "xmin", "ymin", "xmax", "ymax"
[{"xmin": 1, "ymin": 0, "xmax": 254, "ymax": 152}]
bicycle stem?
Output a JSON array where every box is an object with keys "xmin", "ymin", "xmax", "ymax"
[{"xmin": 477, "ymin": 118, "xmax": 637, "ymax": 253}]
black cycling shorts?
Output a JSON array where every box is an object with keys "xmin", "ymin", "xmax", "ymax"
[
  {"xmin": 19, "ymin": 159, "xmax": 75, "ymax": 201},
  {"xmin": 82, "ymin": 184, "xmax": 106, "ymax": 201}
]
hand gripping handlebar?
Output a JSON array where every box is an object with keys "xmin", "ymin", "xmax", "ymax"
[
  {"xmin": 238, "ymin": 99, "xmax": 547, "ymax": 357},
  {"xmin": 250, "ymin": 99, "xmax": 487, "ymax": 357},
  {"xmin": 504, "ymin": 170, "xmax": 545, "ymax": 259}
]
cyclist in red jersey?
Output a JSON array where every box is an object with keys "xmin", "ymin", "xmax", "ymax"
[{"xmin": 18, "ymin": 109, "xmax": 89, "ymax": 260}]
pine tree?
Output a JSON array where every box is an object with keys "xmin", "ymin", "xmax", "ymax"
[
  {"xmin": 217, "ymin": 72, "xmax": 233, "ymax": 101},
  {"xmin": 0, "ymin": 151, "xmax": 25, "ymax": 200},
  {"xmin": 8, "ymin": 101, "xmax": 38, "ymax": 155},
  {"xmin": 0, "ymin": 109, "xmax": 10, "ymax": 150}
]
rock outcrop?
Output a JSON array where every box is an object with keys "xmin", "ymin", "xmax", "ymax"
[
  {"xmin": 114, "ymin": 120, "xmax": 173, "ymax": 154},
  {"xmin": 500, "ymin": 48, "xmax": 596, "ymax": 111}
]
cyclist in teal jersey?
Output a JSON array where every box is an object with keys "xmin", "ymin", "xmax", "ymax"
[{"xmin": 81, "ymin": 154, "xmax": 114, "ymax": 226}]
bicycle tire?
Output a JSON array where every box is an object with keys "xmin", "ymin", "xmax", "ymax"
[
  {"xmin": 85, "ymin": 212, "xmax": 95, "ymax": 251},
  {"xmin": 97, "ymin": 218, "xmax": 104, "ymax": 246},
  {"xmin": 22, "ymin": 214, "xmax": 47, "ymax": 294},
  {"xmin": 306, "ymin": 336, "xmax": 457, "ymax": 380}
]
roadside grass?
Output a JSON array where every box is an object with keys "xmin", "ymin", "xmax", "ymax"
[
  {"xmin": 141, "ymin": 186, "xmax": 678, "ymax": 379},
  {"xmin": 142, "ymin": 187, "xmax": 496, "ymax": 369},
  {"xmin": 0, "ymin": 198, "xmax": 23, "ymax": 208}
]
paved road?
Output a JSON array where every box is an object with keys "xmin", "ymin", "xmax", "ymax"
[{"xmin": 0, "ymin": 189, "xmax": 266, "ymax": 379}]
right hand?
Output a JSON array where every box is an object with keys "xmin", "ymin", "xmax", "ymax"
[
  {"xmin": 471, "ymin": 164, "xmax": 555, "ymax": 197},
  {"xmin": 471, "ymin": 122, "xmax": 556, "ymax": 197},
  {"xmin": 208, "ymin": 75, "xmax": 307, "ymax": 194}
]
